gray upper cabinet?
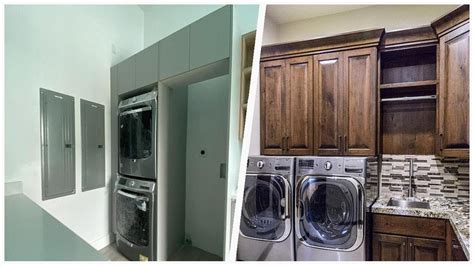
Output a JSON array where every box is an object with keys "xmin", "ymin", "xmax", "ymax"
[
  {"xmin": 81, "ymin": 99, "xmax": 105, "ymax": 192},
  {"xmin": 190, "ymin": 5, "xmax": 232, "ymax": 70},
  {"xmin": 40, "ymin": 88, "xmax": 75, "ymax": 200},
  {"xmin": 159, "ymin": 26, "xmax": 190, "ymax": 80},
  {"xmin": 117, "ymin": 56, "xmax": 135, "ymax": 96},
  {"xmin": 135, "ymin": 43, "xmax": 159, "ymax": 89}
]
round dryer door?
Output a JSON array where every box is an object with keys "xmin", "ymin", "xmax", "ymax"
[
  {"xmin": 240, "ymin": 174, "xmax": 291, "ymax": 241},
  {"xmin": 296, "ymin": 176, "xmax": 363, "ymax": 250}
]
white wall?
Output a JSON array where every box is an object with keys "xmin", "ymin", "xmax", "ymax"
[
  {"xmin": 262, "ymin": 15, "xmax": 279, "ymax": 45},
  {"xmin": 142, "ymin": 5, "xmax": 222, "ymax": 47},
  {"xmin": 265, "ymin": 5, "xmax": 457, "ymax": 44},
  {"xmin": 5, "ymin": 5, "xmax": 143, "ymax": 249}
]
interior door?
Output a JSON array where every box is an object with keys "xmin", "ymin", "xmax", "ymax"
[
  {"xmin": 343, "ymin": 48, "xmax": 377, "ymax": 156},
  {"xmin": 260, "ymin": 60, "xmax": 286, "ymax": 155},
  {"xmin": 285, "ymin": 56, "xmax": 313, "ymax": 155},
  {"xmin": 438, "ymin": 23, "xmax": 469, "ymax": 157},
  {"xmin": 185, "ymin": 75, "xmax": 229, "ymax": 258},
  {"xmin": 314, "ymin": 52, "xmax": 344, "ymax": 155}
]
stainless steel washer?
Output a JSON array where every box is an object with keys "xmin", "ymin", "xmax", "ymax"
[
  {"xmin": 237, "ymin": 156, "xmax": 295, "ymax": 261},
  {"xmin": 295, "ymin": 157, "xmax": 368, "ymax": 261},
  {"xmin": 114, "ymin": 175, "xmax": 156, "ymax": 261}
]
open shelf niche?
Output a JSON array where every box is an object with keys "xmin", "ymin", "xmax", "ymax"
[
  {"xmin": 380, "ymin": 44, "xmax": 438, "ymax": 155},
  {"xmin": 239, "ymin": 30, "xmax": 256, "ymax": 139}
]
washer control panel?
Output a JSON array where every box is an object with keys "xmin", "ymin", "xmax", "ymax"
[{"xmin": 247, "ymin": 156, "xmax": 295, "ymax": 176}]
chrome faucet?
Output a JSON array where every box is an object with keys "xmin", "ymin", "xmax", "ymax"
[{"xmin": 407, "ymin": 158, "xmax": 415, "ymax": 198}]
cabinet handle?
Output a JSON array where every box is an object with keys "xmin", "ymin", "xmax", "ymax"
[
  {"xmin": 403, "ymin": 242, "xmax": 406, "ymax": 246},
  {"xmin": 339, "ymin": 136, "xmax": 342, "ymax": 152},
  {"xmin": 344, "ymin": 135, "xmax": 348, "ymax": 152},
  {"xmin": 439, "ymin": 133, "xmax": 444, "ymax": 151},
  {"xmin": 286, "ymin": 136, "xmax": 290, "ymax": 152},
  {"xmin": 282, "ymin": 137, "xmax": 285, "ymax": 151}
]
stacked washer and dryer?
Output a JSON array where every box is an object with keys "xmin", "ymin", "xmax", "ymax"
[{"xmin": 237, "ymin": 156, "xmax": 379, "ymax": 261}]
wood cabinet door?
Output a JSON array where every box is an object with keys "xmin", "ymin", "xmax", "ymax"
[
  {"xmin": 285, "ymin": 56, "xmax": 314, "ymax": 155},
  {"xmin": 260, "ymin": 60, "xmax": 286, "ymax": 155},
  {"xmin": 343, "ymin": 48, "xmax": 377, "ymax": 156},
  {"xmin": 438, "ymin": 22, "xmax": 469, "ymax": 158},
  {"xmin": 408, "ymin": 237, "xmax": 446, "ymax": 261},
  {"xmin": 373, "ymin": 233, "xmax": 407, "ymax": 261},
  {"xmin": 313, "ymin": 52, "xmax": 344, "ymax": 155}
]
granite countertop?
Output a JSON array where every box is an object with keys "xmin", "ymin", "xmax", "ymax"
[
  {"xmin": 371, "ymin": 196, "xmax": 470, "ymax": 260},
  {"xmin": 5, "ymin": 194, "xmax": 107, "ymax": 261}
]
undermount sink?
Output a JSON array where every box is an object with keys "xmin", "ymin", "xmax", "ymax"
[{"xmin": 387, "ymin": 198, "xmax": 431, "ymax": 209}]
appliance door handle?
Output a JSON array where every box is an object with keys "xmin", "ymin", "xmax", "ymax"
[
  {"xmin": 117, "ymin": 190, "xmax": 149, "ymax": 202},
  {"xmin": 284, "ymin": 182, "xmax": 290, "ymax": 219},
  {"xmin": 358, "ymin": 184, "xmax": 364, "ymax": 229},
  {"xmin": 119, "ymin": 106, "xmax": 152, "ymax": 116},
  {"xmin": 298, "ymin": 200, "xmax": 304, "ymax": 220}
]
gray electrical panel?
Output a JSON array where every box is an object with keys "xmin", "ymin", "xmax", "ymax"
[
  {"xmin": 40, "ymin": 88, "xmax": 75, "ymax": 200},
  {"xmin": 81, "ymin": 99, "xmax": 105, "ymax": 192}
]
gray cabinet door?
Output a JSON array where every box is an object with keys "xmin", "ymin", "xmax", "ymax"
[
  {"xmin": 117, "ymin": 56, "xmax": 136, "ymax": 96},
  {"xmin": 110, "ymin": 65, "xmax": 119, "ymax": 181},
  {"xmin": 190, "ymin": 5, "xmax": 231, "ymax": 70},
  {"xmin": 159, "ymin": 26, "xmax": 190, "ymax": 80},
  {"xmin": 135, "ymin": 43, "xmax": 159, "ymax": 89},
  {"xmin": 81, "ymin": 99, "xmax": 105, "ymax": 192},
  {"xmin": 40, "ymin": 88, "xmax": 75, "ymax": 200}
]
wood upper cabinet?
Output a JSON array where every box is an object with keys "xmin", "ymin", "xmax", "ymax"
[
  {"xmin": 260, "ymin": 60, "xmax": 286, "ymax": 155},
  {"xmin": 343, "ymin": 48, "xmax": 377, "ymax": 156},
  {"xmin": 438, "ymin": 22, "xmax": 469, "ymax": 158},
  {"xmin": 260, "ymin": 57, "xmax": 313, "ymax": 155},
  {"xmin": 314, "ymin": 52, "xmax": 344, "ymax": 155},
  {"xmin": 285, "ymin": 56, "xmax": 313, "ymax": 155},
  {"xmin": 313, "ymin": 48, "xmax": 377, "ymax": 156}
]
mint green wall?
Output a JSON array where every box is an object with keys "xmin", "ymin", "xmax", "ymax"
[
  {"xmin": 5, "ymin": 5, "xmax": 143, "ymax": 249},
  {"xmin": 142, "ymin": 5, "xmax": 223, "ymax": 47}
]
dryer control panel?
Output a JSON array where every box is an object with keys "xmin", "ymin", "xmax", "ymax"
[
  {"xmin": 247, "ymin": 156, "xmax": 295, "ymax": 177},
  {"xmin": 296, "ymin": 157, "xmax": 367, "ymax": 178}
]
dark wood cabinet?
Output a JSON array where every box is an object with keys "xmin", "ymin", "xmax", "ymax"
[
  {"xmin": 373, "ymin": 233, "xmax": 407, "ymax": 261},
  {"xmin": 260, "ymin": 60, "xmax": 286, "ymax": 155},
  {"xmin": 260, "ymin": 57, "xmax": 313, "ymax": 155},
  {"xmin": 260, "ymin": 29, "xmax": 383, "ymax": 156},
  {"xmin": 408, "ymin": 237, "xmax": 446, "ymax": 261},
  {"xmin": 285, "ymin": 56, "xmax": 314, "ymax": 155},
  {"xmin": 343, "ymin": 48, "xmax": 377, "ymax": 156},
  {"xmin": 313, "ymin": 52, "xmax": 344, "ymax": 155},
  {"xmin": 313, "ymin": 48, "xmax": 377, "ymax": 156},
  {"xmin": 371, "ymin": 213, "xmax": 467, "ymax": 261},
  {"xmin": 437, "ymin": 22, "xmax": 470, "ymax": 158}
]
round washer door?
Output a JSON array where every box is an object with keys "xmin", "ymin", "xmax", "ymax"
[
  {"xmin": 240, "ymin": 174, "xmax": 291, "ymax": 241},
  {"xmin": 296, "ymin": 176, "xmax": 363, "ymax": 250}
]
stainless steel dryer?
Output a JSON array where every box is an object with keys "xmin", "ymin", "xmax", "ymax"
[
  {"xmin": 295, "ymin": 157, "xmax": 368, "ymax": 261},
  {"xmin": 237, "ymin": 156, "xmax": 295, "ymax": 261}
]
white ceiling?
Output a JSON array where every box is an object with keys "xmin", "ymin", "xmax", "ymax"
[{"xmin": 266, "ymin": 5, "xmax": 371, "ymax": 24}]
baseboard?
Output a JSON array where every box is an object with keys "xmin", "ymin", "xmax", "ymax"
[{"xmin": 91, "ymin": 232, "xmax": 114, "ymax": 250}]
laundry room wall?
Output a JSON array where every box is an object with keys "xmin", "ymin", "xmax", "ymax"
[
  {"xmin": 264, "ymin": 5, "xmax": 457, "ymax": 44},
  {"xmin": 5, "ymin": 5, "xmax": 143, "ymax": 249}
]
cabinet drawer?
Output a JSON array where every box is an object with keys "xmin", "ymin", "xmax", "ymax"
[{"xmin": 373, "ymin": 214, "xmax": 446, "ymax": 240}]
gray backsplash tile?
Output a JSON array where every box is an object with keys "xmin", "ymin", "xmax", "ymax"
[{"xmin": 381, "ymin": 155, "xmax": 469, "ymax": 200}]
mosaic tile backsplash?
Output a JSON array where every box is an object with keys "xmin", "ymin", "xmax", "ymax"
[{"xmin": 381, "ymin": 155, "xmax": 469, "ymax": 200}]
